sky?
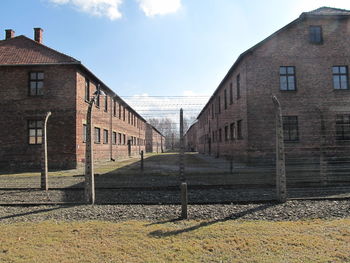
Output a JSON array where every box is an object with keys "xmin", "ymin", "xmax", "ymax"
[{"xmin": 2, "ymin": 0, "xmax": 350, "ymax": 120}]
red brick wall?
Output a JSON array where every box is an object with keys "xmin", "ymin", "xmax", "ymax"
[{"xmin": 0, "ymin": 65, "xmax": 77, "ymax": 169}]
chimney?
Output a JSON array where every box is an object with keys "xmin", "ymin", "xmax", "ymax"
[
  {"xmin": 34, "ymin": 28, "xmax": 43, "ymax": 44},
  {"xmin": 5, "ymin": 29, "xmax": 15, "ymax": 40}
]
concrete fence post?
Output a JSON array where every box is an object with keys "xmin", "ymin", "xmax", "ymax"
[
  {"xmin": 41, "ymin": 111, "xmax": 52, "ymax": 191},
  {"xmin": 140, "ymin": 150, "xmax": 144, "ymax": 171},
  {"xmin": 179, "ymin": 108, "xmax": 187, "ymax": 218},
  {"xmin": 319, "ymin": 111, "xmax": 328, "ymax": 185},
  {"xmin": 272, "ymin": 95, "xmax": 287, "ymax": 203}
]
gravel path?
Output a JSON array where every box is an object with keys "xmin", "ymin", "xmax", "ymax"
[{"xmin": 0, "ymin": 199, "xmax": 349, "ymax": 224}]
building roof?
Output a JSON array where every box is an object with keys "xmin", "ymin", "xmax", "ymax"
[
  {"xmin": 0, "ymin": 35, "xmax": 79, "ymax": 65},
  {"xmin": 307, "ymin": 6, "xmax": 350, "ymax": 16},
  {"xmin": 197, "ymin": 6, "xmax": 350, "ymax": 119}
]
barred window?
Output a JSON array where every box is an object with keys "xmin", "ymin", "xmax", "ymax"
[
  {"xmin": 237, "ymin": 74, "xmax": 241, "ymax": 99},
  {"xmin": 29, "ymin": 72, "xmax": 44, "ymax": 96},
  {"xmin": 28, "ymin": 120, "xmax": 43, "ymax": 144},
  {"xmin": 283, "ymin": 116, "xmax": 299, "ymax": 142},
  {"xmin": 280, "ymin": 66, "xmax": 296, "ymax": 91},
  {"xmin": 336, "ymin": 114, "xmax": 350, "ymax": 141}
]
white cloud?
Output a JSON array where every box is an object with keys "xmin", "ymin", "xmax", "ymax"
[
  {"xmin": 136, "ymin": 0, "xmax": 181, "ymax": 17},
  {"xmin": 49, "ymin": 0, "xmax": 123, "ymax": 20}
]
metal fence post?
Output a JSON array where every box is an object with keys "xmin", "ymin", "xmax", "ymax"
[
  {"xmin": 41, "ymin": 111, "xmax": 51, "ymax": 191},
  {"xmin": 272, "ymin": 95, "xmax": 287, "ymax": 203},
  {"xmin": 179, "ymin": 108, "xmax": 187, "ymax": 218}
]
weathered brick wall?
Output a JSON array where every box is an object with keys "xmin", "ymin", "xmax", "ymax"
[
  {"xmin": 195, "ymin": 15, "xmax": 350, "ymax": 164},
  {"xmin": 75, "ymin": 71, "xmax": 146, "ymax": 166},
  {"xmin": 0, "ymin": 65, "xmax": 77, "ymax": 169}
]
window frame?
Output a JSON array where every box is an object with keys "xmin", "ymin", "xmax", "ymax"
[
  {"xmin": 94, "ymin": 127, "xmax": 101, "ymax": 144},
  {"xmin": 28, "ymin": 120, "xmax": 43, "ymax": 145},
  {"xmin": 84, "ymin": 78, "xmax": 90, "ymax": 102},
  {"xmin": 28, "ymin": 72, "xmax": 44, "ymax": 96},
  {"xmin": 237, "ymin": 120, "xmax": 243, "ymax": 140},
  {"xmin": 336, "ymin": 114, "xmax": 350, "ymax": 141},
  {"xmin": 309, "ymin": 25, "xmax": 323, "ymax": 44},
  {"xmin": 332, "ymin": 66, "xmax": 349, "ymax": 90},
  {"xmin": 282, "ymin": 116, "xmax": 299, "ymax": 142},
  {"xmin": 103, "ymin": 129, "xmax": 108, "ymax": 144},
  {"xmin": 279, "ymin": 66, "xmax": 296, "ymax": 91}
]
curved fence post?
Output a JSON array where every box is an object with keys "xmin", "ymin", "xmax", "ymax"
[{"xmin": 41, "ymin": 111, "xmax": 52, "ymax": 191}]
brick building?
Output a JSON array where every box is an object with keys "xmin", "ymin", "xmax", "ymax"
[
  {"xmin": 184, "ymin": 121, "xmax": 198, "ymax": 152},
  {"xmin": 0, "ymin": 28, "xmax": 162, "ymax": 169},
  {"xmin": 145, "ymin": 124, "xmax": 165, "ymax": 153},
  {"xmin": 188, "ymin": 7, "xmax": 350, "ymax": 164}
]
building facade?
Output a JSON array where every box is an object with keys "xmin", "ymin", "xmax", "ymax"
[
  {"xmin": 188, "ymin": 7, "xmax": 350, "ymax": 164},
  {"xmin": 0, "ymin": 28, "xmax": 162, "ymax": 169}
]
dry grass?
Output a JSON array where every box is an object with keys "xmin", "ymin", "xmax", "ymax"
[{"xmin": 0, "ymin": 218, "xmax": 349, "ymax": 263}]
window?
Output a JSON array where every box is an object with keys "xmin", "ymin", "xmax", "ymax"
[
  {"xmin": 123, "ymin": 134, "xmax": 126, "ymax": 145},
  {"xmin": 212, "ymin": 131, "xmax": 215, "ymax": 143},
  {"xmin": 224, "ymin": 89, "xmax": 227, "ymax": 110},
  {"xmin": 118, "ymin": 133, "xmax": 122, "ymax": 145},
  {"xmin": 336, "ymin": 114, "xmax": 350, "ymax": 140},
  {"xmin": 94, "ymin": 127, "xmax": 100, "ymax": 143},
  {"xmin": 212, "ymin": 104, "xmax": 214, "ymax": 119},
  {"xmin": 229, "ymin": 83, "xmax": 233, "ymax": 104},
  {"xmin": 119, "ymin": 104, "xmax": 122, "ymax": 119},
  {"xmin": 103, "ymin": 129, "xmax": 108, "ymax": 144},
  {"xmin": 333, "ymin": 66, "xmax": 348, "ymax": 90},
  {"xmin": 29, "ymin": 72, "xmax": 44, "ymax": 96},
  {"xmin": 28, "ymin": 120, "xmax": 43, "ymax": 144},
  {"xmin": 95, "ymin": 86, "xmax": 100, "ymax": 107},
  {"xmin": 283, "ymin": 116, "xmax": 299, "ymax": 142},
  {"xmin": 224, "ymin": 126, "xmax": 228, "ymax": 141},
  {"xmin": 123, "ymin": 107, "xmax": 126, "ymax": 121},
  {"xmin": 85, "ymin": 78, "xmax": 90, "ymax": 102},
  {"xmin": 237, "ymin": 74, "xmax": 241, "ymax": 99},
  {"xmin": 83, "ymin": 124, "xmax": 87, "ymax": 143},
  {"xmin": 219, "ymin": 128, "xmax": 222, "ymax": 142},
  {"xmin": 218, "ymin": 96, "xmax": 221, "ymax": 114},
  {"xmin": 112, "ymin": 131, "xmax": 117, "ymax": 145},
  {"xmin": 309, "ymin": 26, "xmax": 323, "ymax": 44},
  {"xmin": 230, "ymin": 122, "xmax": 235, "ymax": 140},
  {"xmin": 280, "ymin": 66, "xmax": 296, "ymax": 91},
  {"xmin": 237, "ymin": 120, "xmax": 243, "ymax": 139},
  {"xmin": 113, "ymin": 101, "xmax": 117, "ymax": 116},
  {"xmin": 104, "ymin": 96, "xmax": 108, "ymax": 112}
]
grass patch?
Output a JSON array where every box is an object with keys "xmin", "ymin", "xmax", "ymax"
[{"xmin": 0, "ymin": 219, "xmax": 349, "ymax": 262}]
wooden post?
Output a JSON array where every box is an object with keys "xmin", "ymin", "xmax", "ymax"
[
  {"xmin": 140, "ymin": 150, "xmax": 144, "ymax": 171},
  {"xmin": 181, "ymin": 182, "xmax": 188, "ymax": 219},
  {"xmin": 179, "ymin": 109, "xmax": 187, "ymax": 218},
  {"xmin": 272, "ymin": 95, "xmax": 287, "ymax": 203},
  {"xmin": 320, "ymin": 111, "xmax": 328, "ymax": 185},
  {"xmin": 41, "ymin": 111, "xmax": 52, "ymax": 191},
  {"xmin": 85, "ymin": 97, "xmax": 96, "ymax": 204}
]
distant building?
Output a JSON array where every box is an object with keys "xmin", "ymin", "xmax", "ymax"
[
  {"xmin": 188, "ymin": 7, "xmax": 350, "ymax": 163},
  {"xmin": 184, "ymin": 121, "xmax": 198, "ymax": 152},
  {"xmin": 0, "ymin": 28, "xmax": 160, "ymax": 169},
  {"xmin": 145, "ymin": 124, "xmax": 165, "ymax": 153}
]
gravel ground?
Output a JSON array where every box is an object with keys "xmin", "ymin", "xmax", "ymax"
[{"xmin": 0, "ymin": 199, "xmax": 349, "ymax": 224}]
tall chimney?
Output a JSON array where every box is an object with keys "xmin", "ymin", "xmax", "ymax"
[
  {"xmin": 34, "ymin": 28, "xmax": 43, "ymax": 44},
  {"xmin": 5, "ymin": 29, "xmax": 15, "ymax": 40}
]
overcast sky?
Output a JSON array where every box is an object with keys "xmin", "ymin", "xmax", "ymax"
[{"xmin": 2, "ymin": 0, "xmax": 350, "ymax": 119}]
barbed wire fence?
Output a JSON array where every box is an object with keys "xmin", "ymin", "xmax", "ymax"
[{"xmin": 0, "ymin": 95, "xmax": 350, "ymax": 205}]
